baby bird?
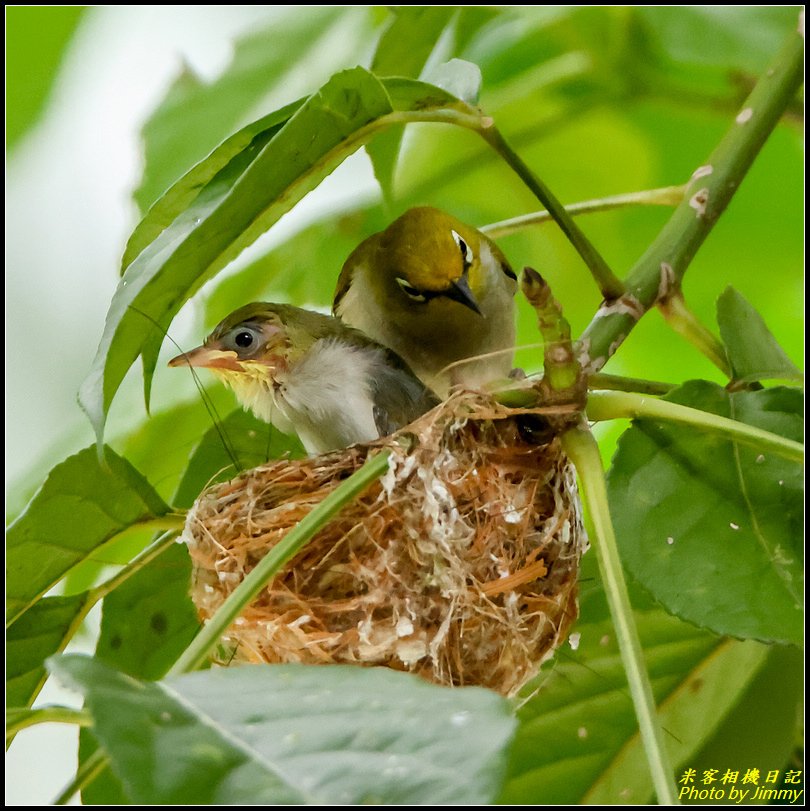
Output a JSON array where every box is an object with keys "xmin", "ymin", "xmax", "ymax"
[
  {"xmin": 169, "ymin": 303, "xmax": 439, "ymax": 456},
  {"xmin": 333, "ymin": 206, "xmax": 517, "ymax": 397}
]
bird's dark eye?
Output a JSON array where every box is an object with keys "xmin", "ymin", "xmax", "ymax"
[
  {"xmin": 451, "ymin": 229, "xmax": 474, "ymax": 269},
  {"xmin": 396, "ymin": 277, "xmax": 427, "ymax": 302},
  {"xmin": 226, "ymin": 327, "xmax": 261, "ymax": 352}
]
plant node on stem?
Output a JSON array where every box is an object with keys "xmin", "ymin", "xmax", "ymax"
[
  {"xmin": 657, "ymin": 289, "xmax": 731, "ymax": 378},
  {"xmin": 520, "ymin": 267, "xmax": 586, "ymax": 412}
]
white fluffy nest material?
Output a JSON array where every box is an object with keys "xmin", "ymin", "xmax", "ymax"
[{"xmin": 183, "ymin": 391, "xmax": 587, "ymax": 696}]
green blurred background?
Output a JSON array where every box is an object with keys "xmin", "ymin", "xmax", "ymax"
[{"xmin": 5, "ymin": 6, "xmax": 803, "ymax": 804}]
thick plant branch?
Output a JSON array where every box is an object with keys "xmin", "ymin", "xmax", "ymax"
[
  {"xmin": 169, "ymin": 450, "xmax": 392, "ymax": 675},
  {"xmin": 481, "ymin": 185, "xmax": 685, "ymax": 239},
  {"xmin": 577, "ymin": 24, "xmax": 804, "ymax": 374}
]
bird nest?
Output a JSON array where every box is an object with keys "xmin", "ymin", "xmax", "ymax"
[{"xmin": 183, "ymin": 391, "xmax": 587, "ymax": 696}]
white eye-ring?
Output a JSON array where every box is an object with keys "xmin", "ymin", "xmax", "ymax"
[
  {"xmin": 451, "ymin": 229, "xmax": 474, "ymax": 268},
  {"xmin": 396, "ymin": 277, "xmax": 427, "ymax": 302}
]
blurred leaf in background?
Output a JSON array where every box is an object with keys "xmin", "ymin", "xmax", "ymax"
[{"xmin": 5, "ymin": 6, "xmax": 87, "ymax": 150}]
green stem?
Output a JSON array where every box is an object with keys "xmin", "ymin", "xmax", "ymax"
[
  {"xmin": 562, "ymin": 423, "xmax": 679, "ymax": 805},
  {"xmin": 657, "ymin": 293, "xmax": 731, "ymax": 377},
  {"xmin": 89, "ymin": 528, "xmax": 181, "ymax": 602},
  {"xmin": 491, "ymin": 371, "xmax": 677, "ymax": 406},
  {"xmin": 53, "ymin": 747, "xmax": 108, "ymax": 806},
  {"xmin": 577, "ymin": 23, "xmax": 804, "ymax": 372},
  {"xmin": 481, "ymin": 185, "xmax": 685, "ymax": 239},
  {"xmin": 406, "ymin": 97, "xmax": 601, "ymax": 206},
  {"xmin": 479, "ymin": 123, "xmax": 626, "ymax": 300},
  {"xmin": 169, "ymin": 449, "xmax": 393, "ymax": 675},
  {"xmin": 520, "ymin": 268, "xmax": 582, "ymax": 395},
  {"xmin": 587, "ymin": 390, "xmax": 804, "ymax": 463},
  {"xmin": 6, "ymin": 706, "xmax": 92, "ymax": 741},
  {"xmin": 588, "ymin": 373, "xmax": 675, "ymax": 396}
]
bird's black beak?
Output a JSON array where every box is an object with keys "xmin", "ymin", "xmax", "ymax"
[{"xmin": 445, "ymin": 276, "xmax": 482, "ymax": 315}]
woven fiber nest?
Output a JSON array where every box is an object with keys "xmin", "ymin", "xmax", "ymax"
[{"xmin": 183, "ymin": 391, "xmax": 587, "ymax": 696}]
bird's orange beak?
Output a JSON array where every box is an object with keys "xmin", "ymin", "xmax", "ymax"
[{"xmin": 168, "ymin": 345, "xmax": 243, "ymax": 371}]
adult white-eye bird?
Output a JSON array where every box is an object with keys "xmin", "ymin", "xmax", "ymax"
[
  {"xmin": 333, "ymin": 206, "xmax": 517, "ymax": 397},
  {"xmin": 168, "ymin": 303, "xmax": 439, "ymax": 456}
]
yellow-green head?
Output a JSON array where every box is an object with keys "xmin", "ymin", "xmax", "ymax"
[{"xmin": 333, "ymin": 206, "xmax": 517, "ymax": 395}]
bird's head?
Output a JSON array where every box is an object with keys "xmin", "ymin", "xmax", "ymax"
[
  {"xmin": 168, "ymin": 303, "xmax": 318, "ymax": 391},
  {"xmin": 336, "ymin": 206, "xmax": 517, "ymax": 328},
  {"xmin": 372, "ymin": 207, "xmax": 490, "ymax": 315}
]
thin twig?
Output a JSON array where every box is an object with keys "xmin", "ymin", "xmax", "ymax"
[
  {"xmin": 479, "ymin": 123, "xmax": 626, "ymax": 300},
  {"xmin": 481, "ymin": 185, "xmax": 685, "ymax": 239},
  {"xmin": 6, "ymin": 706, "xmax": 92, "ymax": 741},
  {"xmin": 90, "ymin": 529, "xmax": 182, "ymax": 602},
  {"xmin": 53, "ymin": 748, "xmax": 108, "ymax": 806},
  {"xmin": 588, "ymin": 373, "xmax": 675, "ymax": 396}
]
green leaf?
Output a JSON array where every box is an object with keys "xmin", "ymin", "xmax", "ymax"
[
  {"xmin": 78, "ymin": 728, "xmax": 131, "ymax": 806},
  {"xmin": 688, "ymin": 644, "xmax": 804, "ymax": 791},
  {"xmin": 368, "ymin": 7, "xmax": 456, "ymax": 199},
  {"xmin": 52, "ymin": 657, "xmax": 516, "ymax": 805},
  {"xmin": 499, "ymin": 611, "xmax": 768, "ymax": 804},
  {"xmin": 6, "ymin": 594, "xmax": 89, "ymax": 709},
  {"xmin": 424, "ymin": 58, "xmax": 483, "ymax": 105},
  {"xmin": 716, "ymin": 286, "xmax": 802, "ymax": 383},
  {"xmin": 124, "ymin": 100, "xmax": 303, "ymax": 272},
  {"xmin": 607, "ymin": 381, "xmax": 803, "ymax": 644},
  {"xmin": 372, "ymin": 7, "xmax": 456, "ymax": 79},
  {"xmin": 6, "ymin": 446, "xmax": 170, "ymax": 624},
  {"xmin": 79, "ymin": 69, "xmax": 477, "ymax": 445},
  {"xmin": 117, "ymin": 389, "xmax": 237, "ymax": 505},
  {"xmin": 6, "ymin": 6, "xmax": 87, "ymax": 150},
  {"xmin": 636, "ymin": 6, "xmax": 802, "ymax": 77},
  {"xmin": 94, "ymin": 544, "xmax": 199, "ymax": 681},
  {"xmin": 78, "ymin": 418, "xmax": 296, "ymax": 803},
  {"xmin": 80, "ymin": 542, "xmax": 200, "ymax": 805},
  {"xmin": 133, "ymin": 7, "xmax": 352, "ymax": 213},
  {"xmin": 174, "ymin": 408, "xmax": 305, "ymax": 510}
]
